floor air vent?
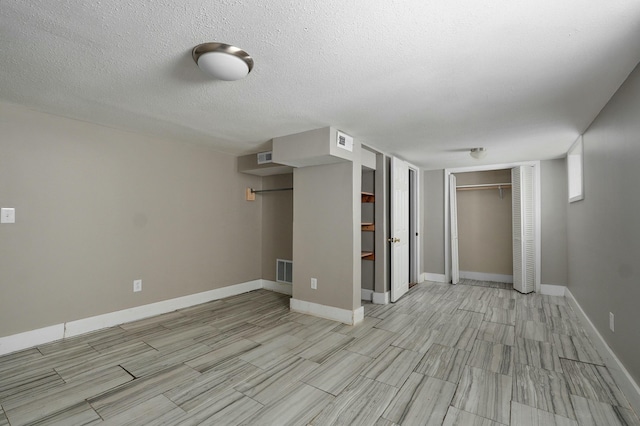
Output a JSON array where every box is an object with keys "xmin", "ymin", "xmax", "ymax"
[{"xmin": 276, "ymin": 259, "xmax": 293, "ymax": 284}]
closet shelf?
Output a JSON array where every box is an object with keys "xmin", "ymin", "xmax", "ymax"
[
  {"xmin": 361, "ymin": 223, "xmax": 375, "ymax": 231},
  {"xmin": 361, "ymin": 251, "xmax": 375, "ymax": 261},
  {"xmin": 361, "ymin": 192, "xmax": 375, "ymax": 203}
]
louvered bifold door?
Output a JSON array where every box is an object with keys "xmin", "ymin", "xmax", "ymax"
[
  {"xmin": 449, "ymin": 174, "xmax": 459, "ymax": 284},
  {"xmin": 511, "ymin": 166, "xmax": 535, "ymax": 293}
]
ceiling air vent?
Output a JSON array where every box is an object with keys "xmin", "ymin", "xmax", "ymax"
[{"xmin": 257, "ymin": 151, "xmax": 273, "ymax": 164}]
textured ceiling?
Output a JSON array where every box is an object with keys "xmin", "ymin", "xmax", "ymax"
[{"xmin": 1, "ymin": 1, "xmax": 639, "ymax": 169}]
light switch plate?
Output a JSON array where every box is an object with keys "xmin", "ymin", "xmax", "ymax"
[{"xmin": 1, "ymin": 208, "xmax": 15, "ymax": 224}]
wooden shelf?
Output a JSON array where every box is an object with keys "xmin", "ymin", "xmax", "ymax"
[
  {"xmin": 361, "ymin": 222, "xmax": 375, "ymax": 231},
  {"xmin": 361, "ymin": 191, "xmax": 374, "ymax": 260},
  {"xmin": 361, "ymin": 192, "xmax": 375, "ymax": 203},
  {"xmin": 361, "ymin": 251, "xmax": 375, "ymax": 261}
]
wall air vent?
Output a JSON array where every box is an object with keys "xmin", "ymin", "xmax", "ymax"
[
  {"xmin": 276, "ymin": 259, "xmax": 293, "ymax": 284},
  {"xmin": 336, "ymin": 131, "xmax": 353, "ymax": 152},
  {"xmin": 257, "ymin": 151, "xmax": 273, "ymax": 164}
]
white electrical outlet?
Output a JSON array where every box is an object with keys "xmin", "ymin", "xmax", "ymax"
[
  {"xmin": 311, "ymin": 278, "xmax": 317, "ymax": 290},
  {"xmin": 133, "ymin": 279, "xmax": 142, "ymax": 292},
  {"xmin": 609, "ymin": 312, "xmax": 614, "ymax": 332}
]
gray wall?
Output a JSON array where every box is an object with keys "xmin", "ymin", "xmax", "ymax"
[
  {"xmin": 423, "ymin": 170, "xmax": 445, "ymax": 275},
  {"xmin": 540, "ymin": 159, "xmax": 568, "ymax": 285},
  {"xmin": 292, "ymin": 161, "xmax": 361, "ymax": 311},
  {"xmin": 0, "ymin": 103, "xmax": 262, "ymax": 337},
  {"xmin": 455, "ymin": 170, "xmax": 513, "ymax": 275},
  {"xmin": 568, "ymin": 63, "xmax": 640, "ymax": 384},
  {"xmin": 374, "ymin": 154, "xmax": 389, "ymax": 294},
  {"xmin": 261, "ymin": 174, "xmax": 293, "ymax": 281}
]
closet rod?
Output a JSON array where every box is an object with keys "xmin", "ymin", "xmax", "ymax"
[
  {"xmin": 251, "ymin": 187, "xmax": 293, "ymax": 193},
  {"xmin": 456, "ymin": 182, "xmax": 511, "ymax": 190}
]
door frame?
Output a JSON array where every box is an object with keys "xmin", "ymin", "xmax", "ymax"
[
  {"xmin": 390, "ymin": 157, "xmax": 421, "ymax": 303},
  {"xmin": 443, "ymin": 161, "xmax": 541, "ymax": 292},
  {"xmin": 390, "ymin": 157, "xmax": 410, "ymax": 303},
  {"xmin": 409, "ymin": 167, "xmax": 421, "ymax": 285},
  {"xmin": 449, "ymin": 173, "xmax": 459, "ymax": 284}
]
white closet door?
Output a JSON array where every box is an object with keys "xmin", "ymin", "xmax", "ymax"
[
  {"xmin": 449, "ymin": 174, "xmax": 459, "ymax": 284},
  {"xmin": 390, "ymin": 157, "xmax": 410, "ymax": 302},
  {"xmin": 512, "ymin": 166, "xmax": 535, "ymax": 293}
]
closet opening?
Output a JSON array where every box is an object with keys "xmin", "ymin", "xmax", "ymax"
[
  {"xmin": 444, "ymin": 161, "xmax": 541, "ymax": 293},
  {"xmin": 454, "ymin": 169, "xmax": 513, "ymax": 285}
]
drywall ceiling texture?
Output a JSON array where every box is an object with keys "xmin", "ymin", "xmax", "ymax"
[{"xmin": 2, "ymin": 1, "xmax": 640, "ymax": 169}]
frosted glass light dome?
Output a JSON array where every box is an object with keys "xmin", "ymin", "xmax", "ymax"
[
  {"xmin": 470, "ymin": 147, "xmax": 487, "ymax": 159},
  {"xmin": 192, "ymin": 43, "xmax": 254, "ymax": 81}
]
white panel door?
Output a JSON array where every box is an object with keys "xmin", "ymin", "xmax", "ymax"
[
  {"xmin": 390, "ymin": 157, "xmax": 409, "ymax": 302},
  {"xmin": 449, "ymin": 174, "xmax": 460, "ymax": 284},
  {"xmin": 512, "ymin": 166, "xmax": 535, "ymax": 293}
]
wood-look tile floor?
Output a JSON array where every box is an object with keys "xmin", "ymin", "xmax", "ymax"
[{"xmin": 1, "ymin": 280, "xmax": 639, "ymax": 425}]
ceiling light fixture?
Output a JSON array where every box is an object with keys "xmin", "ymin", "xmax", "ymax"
[
  {"xmin": 470, "ymin": 147, "xmax": 487, "ymax": 159},
  {"xmin": 192, "ymin": 42, "xmax": 254, "ymax": 81}
]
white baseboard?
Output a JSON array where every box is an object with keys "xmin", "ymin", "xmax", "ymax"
[
  {"xmin": 372, "ymin": 291, "xmax": 390, "ymax": 305},
  {"xmin": 290, "ymin": 298, "xmax": 364, "ymax": 325},
  {"xmin": 0, "ymin": 279, "xmax": 263, "ymax": 356},
  {"xmin": 361, "ymin": 289, "xmax": 373, "ymax": 302},
  {"xmin": 565, "ymin": 288, "xmax": 640, "ymax": 416},
  {"xmin": 422, "ymin": 272, "xmax": 446, "ymax": 283},
  {"xmin": 459, "ymin": 271, "xmax": 513, "ymax": 284},
  {"xmin": 353, "ymin": 306, "xmax": 365, "ymax": 324},
  {"xmin": 65, "ymin": 279, "xmax": 263, "ymax": 338},
  {"xmin": 540, "ymin": 284, "xmax": 566, "ymax": 296},
  {"xmin": 1, "ymin": 278, "xmax": 370, "ymax": 356},
  {"xmin": 262, "ymin": 280, "xmax": 293, "ymax": 296},
  {"xmin": 0, "ymin": 324, "xmax": 65, "ymax": 356}
]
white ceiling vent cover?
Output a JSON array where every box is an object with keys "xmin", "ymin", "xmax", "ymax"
[
  {"xmin": 276, "ymin": 259, "xmax": 293, "ymax": 284},
  {"xmin": 257, "ymin": 151, "xmax": 273, "ymax": 164}
]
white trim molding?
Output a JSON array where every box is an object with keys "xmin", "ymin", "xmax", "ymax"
[
  {"xmin": 565, "ymin": 288, "xmax": 640, "ymax": 415},
  {"xmin": 422, "ymin": 272, "xmax": 446, "ymax": 283},
  {"xmin": 0, "ymin": 324, "xmax": 65, "ymax": 356},
  {"xmin": 0, "ymin": 279, "xmax": 263, "ymax": 356},
  {"xmin": 0, "ymin": 278, "xmax": 371, "ymax": 356},
  {"xmin": 361, "ymin": 289, "xmax": 374, "ymax": 302},
  {"xmin": 290, "ymin": 298, "xmax": 364, "ymax": 325},
  {"xmin": 261, "ymin": 279, "xmax": 293, "ymax": 296},
  {"xmin": 459, "ymin": 271, "xmax": 513, "ymax": 284},
  {"xmin": 372, "ymin": 291, "xmax": 390, "ymax": 305},
  {"xmin": 65, "ymin": 279, "xmax": 263, "ymax": 337},
  {"xmin": 540, "ymin": 284, "xmax": 566, "ymax": 296}
]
